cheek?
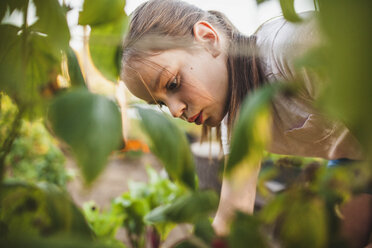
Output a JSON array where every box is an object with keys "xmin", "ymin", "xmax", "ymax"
[{"xmin": 180, "ymin": 75, "xmax": 215, "ymax": 106}]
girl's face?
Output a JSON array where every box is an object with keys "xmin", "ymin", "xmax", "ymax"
[{"xmin": 124, "ymin": 47, "xmax": 229, "ymax": 127}]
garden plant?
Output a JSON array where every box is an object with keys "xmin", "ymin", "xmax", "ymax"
[{"xmin": 0, "ymin": 0, "xmax": 371, "ymax": 247}]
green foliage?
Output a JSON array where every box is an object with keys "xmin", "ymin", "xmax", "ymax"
[
  {"xmin": 89, "ymin": 15, "xmax": 128, "ymax": 82},
  {"xmin": 0, "ymin": 94, "xmax": 68, "ymax": 187},
  {"xmin": 5, "ymin": 120, "xmax": 68, "ymax": 187},
  {"xmin": 79, "ymin": 0, "xmax": 126, "ymax": 26},
  {"xmin": 0, "ymin": 181, "xmax": 93, "ymax": 241},
  {"xmin": 0, "ymin": 0, "xmax": 69, "ymax": 117},
  {"xmin": 79, "ymin": 0, "xmax": 128, "ymax": 82},
  {"xmin": 82, "ymin": 201, "xmax": 126, "ymax": 248},
  {"xmin": 226, "ymin": 84, "xmax": 280, "ymax": 174},
  {"xmin": 48, "ymin": 88, "xmax": 122, "ymax": 183},
  {"xmin": 145, "ymin": 190, "xmax": 218, "ymax": 224},
  {"xmin": 137, "ymin": 107, "xmax": 196, "ymax": 190},
  {"xmin": 317, "ymin": 0, "xmax": 372, "ymax": 157},
  {"xmin": 228, "ymin": 212, "xmax": 268, "ymax": 248}
]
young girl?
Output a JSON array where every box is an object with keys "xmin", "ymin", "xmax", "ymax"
[{"xmin": 119, "ymin": 0, "xmax": 371, "ymax": 246}]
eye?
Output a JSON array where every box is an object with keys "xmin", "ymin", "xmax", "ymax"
[
  {"xmin": 167, "ymin": 77, "xmax": 179, "ymax": 91},
  {"xmin": 158, "ymin": 101, "xmax": 166, "ymax": 107}
]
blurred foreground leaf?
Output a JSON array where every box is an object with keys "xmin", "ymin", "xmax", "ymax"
[
  {"xmin": 48, "ymin": 89, "xmax": 122, "ymax": 183},
  {"xmin": 317, "ymin": 0, "xmax": 372, "ymax": 157},
  {"xmin": 145, "ymin": 191, "xmax": 218, "ymax": 224},
  {"xmin": 279, "ymin": 0, "xmax": 302, "ymax": 23},
  {"xmin": 79, "ymin": 0, "xmax": 125, "ymax": 26},
  {"xmin": 136, "ymin": 107, "xmax": 196, "ymax": 189},
  {"xmin": 89, "ymin": 15, "xmax": 127, "ymax": 82},
  {"xmin": 0, "ymin": 181, "xmax": 93, "ymax": 241},
  {"xmin": 32, "ymin": 0, "xmax": 70, "ymax": 52},
  {"xmin": 229, "ymin": 212, "xmax": 268, "ymax": 248},
  {"xmin": 226, "ymin": 85, "xmax": 280, "ymax": 175}
]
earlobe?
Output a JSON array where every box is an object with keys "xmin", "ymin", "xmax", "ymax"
[{"xmin": 193, "ymin": 21, "xmax": 221, "ymax": 57}]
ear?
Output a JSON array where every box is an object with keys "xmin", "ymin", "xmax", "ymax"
[{"xmin": 193, "ymin": 21, "xmax": 221, "ymax": 57}]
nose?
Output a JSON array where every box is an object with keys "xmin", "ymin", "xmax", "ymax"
[{"xmin": 167, "ymin": 99, "xmax": 186, "ymax": 118}]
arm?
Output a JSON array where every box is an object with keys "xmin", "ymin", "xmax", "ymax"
[{"xmin": 212, "ymin": 161, "xmax": 261, "ymax": 236}]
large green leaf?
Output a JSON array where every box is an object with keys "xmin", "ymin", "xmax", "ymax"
[
  {"xmin": 226, "ymin": 85, "xmax": 280, "ymax": 174},
  {"xmin": 136, "ymin": 107, "xmax": 196, "ymax": 189},
  {"xmin": 317, "ymin": 0, "xmax": 372, "ymax": 157},
  {"xmin": 0, "ymin": 25, "xmax": 60, "ymax": 116},
  {"xmin": 0, "ymin": 181, "xmax": 93, "ymax": 239},
  {"xmin": 32, "ymin": 0, "xmax": 70, "ymax": 52},
  {"xmin": 145, "ymin": 191, "xmax": 218, "ymax": 224},
  {"xmin": 48, "ymin": 89, "xmax": 122, "ymax": 183},
  {"xmin": 78, "ymin": 0, "xmax": 125, "ymax": 26},
  {"xmin": 0, "ymin": 24, "xmax": 23, "ymax": 98},
  {"xmin": 279, "ymin": 0, "xmax": 302, "ymax": 23},
  {"xmin": 89, "ymin": 15, "xmax": 127, "ymax": 82}
]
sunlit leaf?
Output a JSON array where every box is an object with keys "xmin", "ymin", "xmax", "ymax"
[
  {"xmin": 48, "ymin": 89, "xmax": 122, "ymax": 183},
  {"xmin": 78, "ymin": 0, "xmax": 125, "ymax": 26},
  {"xmin": 89, "ymin": 15, "xmax": 127, "ymax": 82},
  {"xmin": 279, "ymin": 0, "xmax": 302, "ymax": 23},
  {"xmin": 32, "ymin": 0, "xmax": 70, "ymax": 52},
  {"xmin": 66, "ymin": 47, "xmax": 86, "ymax": 88},
  {"xmin": 136, "ymin": 107, "xmax": 196, "ymax": 189},
  {"xmin": 145, "ymin": 191, "xmax": 218, "ymax": 224},
  {"xmin": 226, "ymin": 85, "xmax": 280, "ymax": 174}
]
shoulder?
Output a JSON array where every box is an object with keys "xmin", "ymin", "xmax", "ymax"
[{"xmin": 255, "ymin": 12, "xmax": 321, "ymax": 66}]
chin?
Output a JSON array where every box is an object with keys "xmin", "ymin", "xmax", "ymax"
[{"xmin": 204, "ymin": 116, "xmax": 222, "ymax": 127}]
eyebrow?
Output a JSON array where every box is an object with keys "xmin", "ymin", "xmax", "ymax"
[{"xmin": 146, "ymin": 66, "xmax": 169, "ymax": 104}]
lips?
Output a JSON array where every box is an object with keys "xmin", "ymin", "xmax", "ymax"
[{"xmin": 188, "ymin": 111, "xmax": 203, "ymax": 125}]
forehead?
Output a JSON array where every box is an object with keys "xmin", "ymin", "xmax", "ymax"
[{"xmin": 123, "ymin": 51, "xmax": 181, "ymax": 101}]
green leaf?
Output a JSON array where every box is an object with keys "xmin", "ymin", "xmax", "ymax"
[
  {"xmin": 78, "ymin": 0, "xmax": 125, "ymax": 26},
  {"xmin": 66, "ymin": 47, "xmax": 86, "ymax": 88},
  {"xmin": 89, "ymin": 15, "xmax": 127, "ymax": 81},
  {"xmin": 145, "ymin": 191, "xmax": 218, "ymax": 224},
  {"xmin": 280, "ymin": 195, "xmax": 328, "ymax": 248},
  {"xmin": 194, "ymin": 218, "xmax": 215, "ymax": 245},
  {"xmin": 32, "ymin": 0, "xmax": 70, "ymax": 51},
  {"xmin": 0, "ymin": 181, "xmax": 93, "ymax": 239},
  {"xmin": 0, "ymin": 24, "xmax": 23, "ymax": 98},
  {"xmin": 317, "ymin": 0, "xmax": 372, "ymax": 157},
  {"xmin": 136, "ymin": 107, "xmax": 196, "ymax": 189},
  {"xmin": 226, "ymin": 85, "xmax": 280, "ymax": 174},
  {"xmin": 228, "ymin": 212, "xmax": 268, "ymax": 248},
  {"xmin": 279, "ymin": 0, "xmax": 302, "ymax": 23},
  {"xmin": 0, "ymin": 25, "xmax": 60, "ymax": 115},
  {"xmin": 48, "ymin": 89, "xmax": 122, "ymax": 183}
]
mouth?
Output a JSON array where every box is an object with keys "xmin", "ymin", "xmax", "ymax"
[{"xmin": 188, "ymin": 111, "xmax": 203, "ymax": 125}]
